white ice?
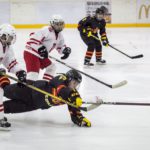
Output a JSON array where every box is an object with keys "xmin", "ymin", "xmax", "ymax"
[{"xmin": 1, "ymin": 28, "xmax": 150, "ymax": 150}]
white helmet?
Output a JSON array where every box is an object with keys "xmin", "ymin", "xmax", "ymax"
[
  {"xmin": 0, "ymin": 24, "xmax": 16, "ymax": 45},
  {"xmin": 50, "ymin": 15, "xmax": 65, "ymax": 32}
]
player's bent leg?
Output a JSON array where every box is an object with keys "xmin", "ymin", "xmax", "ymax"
[
  {"xmin": 4, "ymin": 99, "xmax": 37, "ymax": 114},
  {"xmin": 0, "ymin": 76, "xmax": 11, "ymax": 129},
  {"xmin": 80, "ymin": 35, "xmax": 95, "ymax": 66},
  {"xmin": 95, "ymin": 44, "xmax": 106, "ymax": 64},
  {"xmin": 24, "ymin": 51, "xmax": 40, "ymax": 80},
  {"xmin": 3, "ymin": 83, "xmax": 33, "ymax": 104},
  {"xmin": 84, "ymin": 44, "xmax": 95, "ymax": 67},
  {"xmin": 43, "ymin": 63, "xmax": 56, "ymax": 81}
]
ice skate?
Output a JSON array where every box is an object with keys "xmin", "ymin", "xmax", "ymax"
[
  {"xmin": 0, "ymin": 117, "xmax": 11, "ymax": 130},
  {"xmin": 96, "ymin": 59, "xmax": 106, "ymax": 65}
]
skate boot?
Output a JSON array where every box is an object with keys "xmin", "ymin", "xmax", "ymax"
[
  {"xmin": 84, "ymin": 61, "xmax": 94, "ymax": 66},
  {"xmin": 96, "ymin": 58, "xmax": 106, "ymax": 65},
  {"xmin": 0, "ymin": 117, "xmax": 11, "ymax": 129}
]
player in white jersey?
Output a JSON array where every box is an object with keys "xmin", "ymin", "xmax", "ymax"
[
  {"xmin": 0, "ymin": 24, "xmax": 27, "ymax": 129},
  {"xmin": 24, "ymin": 15, "xmax": 71, "ymax": 81}
]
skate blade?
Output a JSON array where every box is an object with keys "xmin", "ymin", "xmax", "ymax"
[
  {"xmin": 0, "ymin": 127, "xmax": 11, "ymax": 131},
  {"xmin": 96, "ymin": 62, "xmax": 106, "ymax": 65},
  {"xmin": 83, "ymin": 65, "xmax": 94, "ymax": 69}
]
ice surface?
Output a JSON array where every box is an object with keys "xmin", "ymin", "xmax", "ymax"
[{"xmin": 1, "ymin": 28, "xmax": 150, "ymax": 150}]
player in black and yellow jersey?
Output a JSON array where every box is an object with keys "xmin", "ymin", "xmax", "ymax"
[
  {"xmin": 78, "ymin": 7, "xmax": 109, "ymax": 66},
  {"xmin": 1, "ymin": 69, "xmax": 91, "ymax": 127}
]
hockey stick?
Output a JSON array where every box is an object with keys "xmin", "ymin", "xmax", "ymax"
[
  {"xmin": 83, "ymin": 100, "xmax": 150, "ymax": 106},
  {"xmin": 108, "ymin": 44, "xmax": 143, "ymax": 59},
  {"xmin": 49, "ymin": 56, "xmax": 127, "ymax": 89},
  {"xmin": 2, "ymin": 73, "xmax": 100, "ymax": 112},
  {"xmin": 88, "ymin": 33, "xmax": 144, "ymax": 59}
]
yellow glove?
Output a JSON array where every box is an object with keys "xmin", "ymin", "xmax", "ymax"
[
  {"xmin": 75, "ymin": 97, "xmax": 82, "ymax": 107},
  {"xmin": 81, "ymin": 117, "xmax": 91, "ymax": 127}
]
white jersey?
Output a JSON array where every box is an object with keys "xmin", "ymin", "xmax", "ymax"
[
  {"xmin": 25, "ymin": 26, "xmax": 66, "ymax": 58},
  {"xmin": 0, "ymin": 41, "xmax": 21, "ymax": 74}
]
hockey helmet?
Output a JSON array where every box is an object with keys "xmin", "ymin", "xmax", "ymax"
[
  {"xmin": 0, "ymin": 24, "xmax": 16, "ymax": 45},
  {"xmin": 66, "ymin": 69, "xmax": 82, "ymax": 84},
  {"xmin": 96, "ymin": 8, "xmax": 105, "ymax": 15},
  {"xmin": 50, "ymin": 15, "xmax": 65, "ymax": 32},
  {"xmin": 95, "ymin": 8, "xmax": 105, "ymax": 21}
]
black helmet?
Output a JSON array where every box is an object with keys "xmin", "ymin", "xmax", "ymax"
[
  {"xmin": 100, "ymin": 6, "xmax": 109, "ymax": 14},
  {"xmin": 95, "ymin": 8, "xmax": 105, "ymax": 15},
  {"xmin": 66, "ymin": 69, "xmax": 82, "ymax": 83}
]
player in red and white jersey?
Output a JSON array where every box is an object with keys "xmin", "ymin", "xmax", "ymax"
[
  {"xmin": 24, "ymin": 15, "xmax": 71, "ymax": 81},
  {"xmin": 0, "ymin": 24, "xmax": 27, "ymax": 129}
]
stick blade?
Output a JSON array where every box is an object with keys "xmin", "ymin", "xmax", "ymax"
[
  {"xmin": 86, "ymin": 103, "xmax": 101, "ymax": 111},
  {"xmin": 80, "ymin": 103, "xmax": 101, "ymax": 112},
  {"xmin": 112, "ymin": 80, "xmax": 128, "ymax": 89},
  {"xmin": 131, "ymin": 54, "xmax": 144, "ymax": 59}
]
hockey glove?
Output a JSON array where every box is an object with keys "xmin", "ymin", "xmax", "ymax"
[
  {"xmin": 0, "ymin": 68, "xmax": 6, "ymax": 76},
  {"xmin": 81, "ymin": 117, "xmax": 91, "ymax": 127},
  {"xmin": 72, "ymin": 115, "xmax": 91, "ymax": 127},
  {"xmin": 16, "ymin": 70, "xmax": 27, "ymax": 87},
  {"xmin": 38, "ymin": 45, "xmax": 48, "ymax": 58},
  {"xmin": 61, "ymin": 47, "xmax": 71, "ymax": 59},
  {"xmin": 101, "ymin": 34, "xmax": 109, "ymax": 47},
  {"xmin": 0, "ymin": 69, "xmax": 10, "ymax": 88}
]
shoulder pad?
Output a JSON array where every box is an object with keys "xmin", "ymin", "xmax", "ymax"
[
  {"xmin": 81, "ymin": 17, "xmax": 87, "ymax": 22},
  {"xmin": 59, "ymin": 74, "xmax": 67, "ymax": 81}
]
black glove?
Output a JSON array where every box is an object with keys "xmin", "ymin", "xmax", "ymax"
[
  {"xmin": 101, "ymin": 35, "xmax": 109, "ymax": 46},
  {"xmin": 38, "ymin": 46, "xmax": 48, "ymax": 58},
  {"xmin": 61, "ymin": 47, "xmax": 71, "ymax": 59},
  {"xmin": 16, "ymin": 70, "xmax": 27, "ymax": 87},
  {"xmin": 0, "ymin": 68, "xmax": 6, "ymax": 76}
]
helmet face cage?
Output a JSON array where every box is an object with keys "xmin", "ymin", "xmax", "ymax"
[
  {"xmin": 66, "ymin": 70, "xmax": 82, "ymax": 85},
  {"xmin": 0, "ymin": 24, "xmax": 16, "ymax": 45},
  {"xmin": 95, "ymin": 8, "xmax": 105, "ymax": 21},
  {"xmin": 50, "ymin": 15, "xmax": 65, "ymax": 32}
]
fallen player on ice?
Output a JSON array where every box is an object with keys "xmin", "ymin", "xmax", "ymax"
[{"xmin": 2, "ymin": 69, "xmax": 92, "ymax": 128}]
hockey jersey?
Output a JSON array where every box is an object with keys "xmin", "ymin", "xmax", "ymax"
[
  {"xmin": 78, "ymin": 16, "xmax": 107, "ymax": 36},
  {"xmin": 25, "ymin": 26, "xmax": 66, "ymax": 58},
  {"xmin": 0, "ymin": 41, "xmax": 22, "ymax": 73}
]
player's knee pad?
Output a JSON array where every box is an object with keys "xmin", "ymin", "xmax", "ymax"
[
  {"xmin": 27, "ymin": 72, "xmax": 39, "ymax": 81},
  {"xmin": 95, "ymin": 44, "xmax": 102, "ymax": 51},
  {"xmin": 0, "ymin": 76, "xmax": 10, "ymax": 88},
  {"xmin": 87, "ymin": 44, "xmax": 95, "ymax": 51}
]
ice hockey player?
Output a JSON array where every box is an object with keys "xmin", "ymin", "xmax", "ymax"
[
  {"xmin": 78, "ymin": 7, "xmax": 109, "ymax": 66},
  {"xmin": 24, "ymin": 15, "xmax": 71, "ymax": 81},
  {"xmin": 0, "ymin": 24, "xmax": 27, "ymax": 129},
  {"xmin": 2, "ymin": 69, "xmax": 91, "ymax": 127}
]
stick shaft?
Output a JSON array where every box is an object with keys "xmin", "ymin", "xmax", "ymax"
[
  {"xmin": 103, "ymin": 102, "xmax": 150, "ymax": 106},
  {"xmin": 90, "ymin": 34, "xmax": 143, "ymax": 59},
  {"xmin": 108, "ymin": 44, "xmax": 132, "ymax": 58},
  {"xmin": 3, "ymin": 73, "xmax": 90, "ymax": 111},
  {"xmin": 49, "ymin": 56, "xmax": 127, "ymax": 88},
  {"xmin": 83, "ymin": 101, "xmax": 150, "ymax": 106},
  {"xmin": 108, "ymin": 44, "xmax": 143, "ymax": 59}
]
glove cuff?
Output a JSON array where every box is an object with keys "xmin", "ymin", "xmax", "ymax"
[{"xmin": 0, "ymin": 76, "xmax": 10, "ymax": 88}]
